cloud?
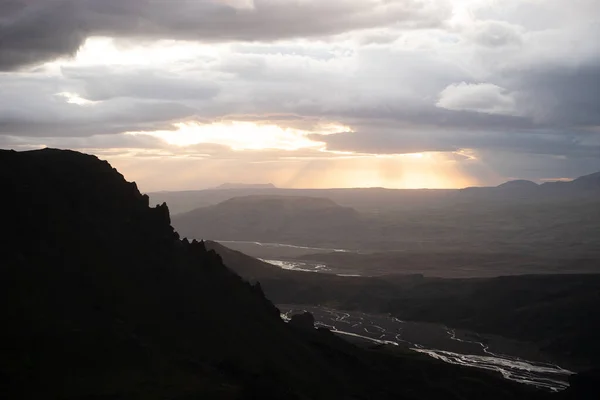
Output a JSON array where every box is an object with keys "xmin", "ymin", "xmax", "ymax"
[
  {"xmin": 508, "ymin": 64, "xmax": 600, "ymax": 126},
  {"xmin": 0, "ymin": 75, "xmax": 199, "ymax": 137},
  {"xmin": 61, "ymin": 66, "xmax": 221, "ymax": 101},
  {"xmin": 1, "ymin": 0, "xmax": 600, "ymax": 188},
  {"xmin": 436, "ymin": 82, "xmax": 519, "ymax": 116},
  {"xmin": 311, "ymin": 128, "xmax": 600, "ymax": 160},
  {"xmin": 0, "ymin": 0, "xmax": 449, "ymax": 70},
  {"xmin": 468, "ymin": 20, "xmax": 523, "ymax": 48},
  {"xmin": 0, "ymin": 132, "xmax": 166, "ymax": 151}
]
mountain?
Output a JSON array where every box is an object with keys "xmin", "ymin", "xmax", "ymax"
[
  {"xmin": 497, "ymin": 179, "xmax": 539, "ymax": 190},
  {"xmin": 213, "ymin": 183, "xmax": 277, "ymax": 190},
  {"xmin": 0, "ymin": 149, "xmax": 316, "ymax": 398},
  {"xmin": 0, "ymin": 148, "xmax": 550, "ymax": 399},
  {"xmin": 459, "ymin": 173, "xmax": 600, "ymax": 204},
  {"xmin": 515, "ymin": 172, "xmax": 600, "ymax": 194},
  {"xmin": 149, "ymin": 171, "xmax": 600, "ymax": 216},
  {"xmin": 564, "ymin": 171, "xmax": 600, "ymax": 190},
  {"xmin": 205, "ymin": 240, "xmax": 290, "ymax": 280},
  {"xmin": 172, "ymin": 195, "xmax": 362, "ymax": 246}
]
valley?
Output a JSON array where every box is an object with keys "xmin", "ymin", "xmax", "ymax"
[
  {"xmin": 204, "ymin": 238, "xmax": 600, "ymax": 372},
  {"xmin": 173, "ymin": 179, "xmax": 599, "ymax": 378},
  {"xmin": 280, "ymin": 305, "xmax": 574, "ymax": 392},
  {"xmin": 2, "ymin": 148, "xmax": 598, "ymax": 399}
]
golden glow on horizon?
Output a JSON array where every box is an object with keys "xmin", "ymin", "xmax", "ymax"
[
  {"xmin": 130, "ymin": 121, "xmax": 350, "ymax": 151},
  {"xmin": 292, "ymin": 153, "xmax": 475, "ymax": 189},
  {"xmin": 105, "ymin": 147, "xmax": 475, "ymax": 191},
  {"xmin": 116, "ymin": 121, "xmax": 477, "ymax": 190}
]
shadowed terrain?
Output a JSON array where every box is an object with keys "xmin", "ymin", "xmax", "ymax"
[
  {"xmin": 173, "ymin": 195, "xmax": 362, "ymax": 245},
  {"xmin": 168, "ymin": 178, "xmax": 600, "ymax": 272},
  {"xmin": 206, "ymin": 241, "xmax": 600, "ymax": 371},
  {"xmin": 0, "ymin": 148, "xmax": 566, "ymax": 399}
]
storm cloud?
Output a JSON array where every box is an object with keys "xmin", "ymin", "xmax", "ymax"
[
  {"xmin": 1, "ymin": 0, "xmax": 599, "ymax": 188},
  {"xmin": 0, "ymin": 0, "xmax": 447, "ymax": 70}
]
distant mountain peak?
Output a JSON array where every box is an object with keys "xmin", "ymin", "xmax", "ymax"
[
  {"xmin": 539, "ymin": 171, "xmax": 600, "ymax": 190},
  {"xmin": 573, "ymin": 171, "xmax": 600, "ymax": 184},
  {"xmin": 213, "ymin": 182, "xmax": 277, "ymax": 190},
  {"xmin": 220, "ymin": 194, "xmax": 340, "ymax": 208},
  {"xmin": 172, "ymin": 195, "xmax": 360, "ymax": 244},
  {"xmin": 496, "ymin": 179, "xmax": 538, "ymax": 189}
]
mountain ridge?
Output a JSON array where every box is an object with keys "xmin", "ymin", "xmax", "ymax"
[
  {"xmin": 0, "ymin": 148, "xmax": 553, "ymax": 399},
  {"xmin": 149, "ymin": 171, "xmax": 600, "ymax": 215},
  {"xmin": 213, "ymin": 182, "xmax": 277, "ymax": 190},
  {"xmin": 172, "ymin": 194, "xmax": 361, "ymax": 246}
]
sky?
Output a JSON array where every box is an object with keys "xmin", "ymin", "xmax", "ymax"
[{"xmin": 1, "ymin": 0, "xmax": 599, "ymax": 191}]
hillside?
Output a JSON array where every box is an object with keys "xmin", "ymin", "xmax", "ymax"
[
  {"xmin": 564, "ymin": 171, "xmax": 600, "ymax": 190},
  {"xmin": 160, "ymin": 173, "xmax": 600, "ymax": 259},
  {"xmin": 176, "ymin": 198, "xmax": 600, "ymax": 259},
  {"xmin": 172, "ymin": 195, "xmax": 361, "ymax": 246},
  {"xmin": 206, "ymin": 241, "xmax": 600, "ymax": 370},
  {"xmin": 497, "ymin": 179, "xmax": 539, "ymax": 190},
  {"xmin": 0, "ymin": 148, "xmax": 554, "ymax": 399}
]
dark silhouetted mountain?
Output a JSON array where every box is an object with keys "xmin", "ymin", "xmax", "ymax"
[
  {"xmin": 459, "ymin": 173, "xmax": 600, "ymax": 205},
  {"xmin": 172, "ymin": 195, "xmax": 362, "ymax": 246},
  {"xmin": 497, "ymin": 179, "xmax": 539, "ymax": 190},
  {"xmin": 562, "ymin": 171, "xmax": 600, "ymax": 190},
  {"xmin": 213, "ymin": 182, "xmax": 277, "ymax": 190},
  {"xmin": 1, "ymin": 148, "xmax": 551, "ymax": 399},
  {"xmin": 533, "ymin": 172, "xmax": 600, "ymax": 194},
  {"xmin": 149, "ymin": 171, "xmax": 600, "ymax": 215},
  {"xmin": 205, "ymin": 240, "xmax": 290, "ymax": 279}
]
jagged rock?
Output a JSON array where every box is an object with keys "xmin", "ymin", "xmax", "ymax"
[
  {"xmin": 289, "ymin": 312, "xmax": 315, "ymax": 331},
  {"xmin": 252, "ymin": 281, "xmax": 265, "ymax": 297}
]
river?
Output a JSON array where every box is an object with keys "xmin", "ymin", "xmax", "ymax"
[
  {"xmin": 279, "ymin": 305, "xmax": 574, "ymax": 392},
  {"xmin": 216, "ymin": 240, "xmax": 359, "ymax": 275},
  {"xmin": 216, "ymin": 240, "xmax": 350, "ymax": 253}
]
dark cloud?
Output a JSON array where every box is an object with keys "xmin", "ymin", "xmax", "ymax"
[
  {"xmin": 467, "ymin": 150, "xmax": 600, "ymax": 184},
  {"xmin": 0, "ymin": 131, "xmax": 166, "ymax": 150},
  {"xmin": 0, "ymin": 1, "xmax": 87, "ymax": 70},
  {"xmin": 1, "ymin": 0, "xmax": 600, "ymax": 187},
  {"xmin": 311, "ymin": 128, "xmax": 600, "ymax": 159},
  {"xmin": 0, "ymin": 98, "xmax": 198, "ymax": 137},
  {"xmin": 0, "ymin": 0, "xmax": 448, "ymax": 70},
  {"xmin": 61, "ymin": 66, "xmax": 221, "ymax": 101},
  {"xmin": 505, "ymin": 64, "xmax": 600, "ymax": 127}
]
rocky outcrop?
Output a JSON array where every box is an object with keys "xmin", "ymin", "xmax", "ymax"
[
  {"xmin": 289, "ymin": 312, "xmax": 316, "ymax": 331},
  {"xmin": 0, "ymin": 148, "xmax": 337, "ymax": 398}
]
